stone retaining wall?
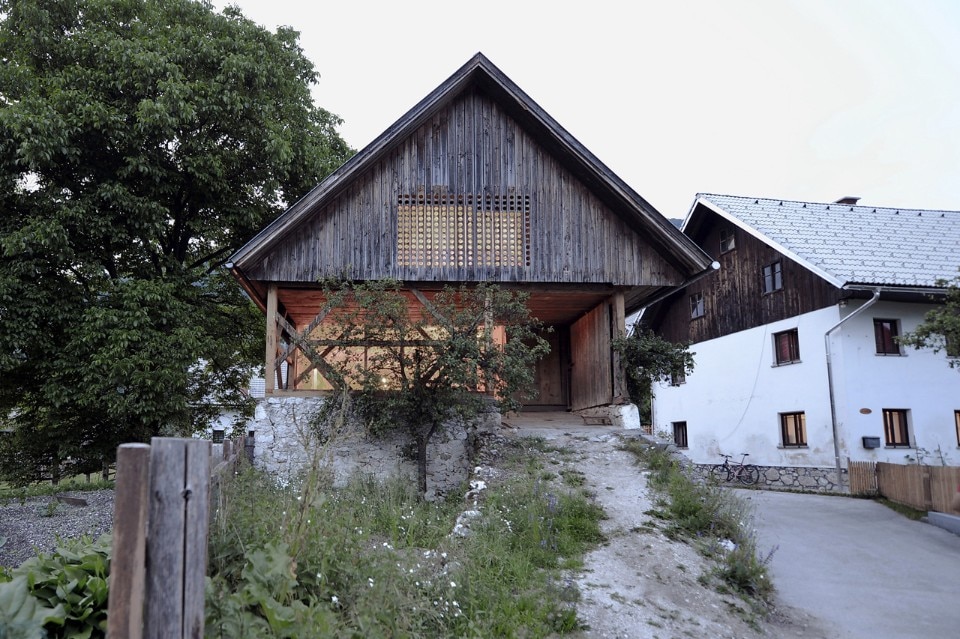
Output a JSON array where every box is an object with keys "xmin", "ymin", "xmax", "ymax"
[
  {"xmin": 636, "ymin": 436, "xmax": 846, "ymax": 493},
  {"xmin": 691, "ymin": 462, "xmax": 844, "ymax": 492},
  {"xmin": 248, "ymin": 395, "xmax": 499, "ymax": 500}
]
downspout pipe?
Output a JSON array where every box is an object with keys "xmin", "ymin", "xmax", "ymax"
[{"xmin": 824, "ymin": 287, "xmax": 881, "ymax": 492}]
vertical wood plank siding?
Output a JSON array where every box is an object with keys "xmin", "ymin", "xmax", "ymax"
[
  {"xmin": 657, "ymin": 213, "xmax": 840, "ymax": 344},
  {"xmin": 569, "ymin": 302, "xmax": 614, "ymax": 410},
  {"xmin": 246, "ymin": 90, "xmax": 680, "ymax": 288}
]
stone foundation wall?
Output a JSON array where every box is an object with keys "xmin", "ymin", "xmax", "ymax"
[
  {"xmin": 633, "ymin": 435, "xmax": 846, "ymax": 493},
  {"xmin": 248, "ymin": 396, "xmax": 499, "ymax": 500},
  {"xmin": 691, "ymin": 462, "xmax": 844, "ymax": 493}
]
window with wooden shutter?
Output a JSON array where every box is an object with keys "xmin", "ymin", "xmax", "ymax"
[
  {"xmin": 773, "ymin": 329, "xmax": 800, "ymax": 365},
  {"xmin": 873, "ymin": 319, "xmax": 901, "ymax": 355}
]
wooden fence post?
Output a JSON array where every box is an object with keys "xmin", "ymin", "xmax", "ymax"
[
  {"xmin": 144, "ymin": 438, "xmax": 210, "ymax": 639},
  {"xmin": 107, "ymin": 444, "xmax": 151, "ymax": 639}
]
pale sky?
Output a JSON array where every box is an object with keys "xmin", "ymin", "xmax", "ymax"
[{"xmin": 217, "ymin": 0, "xmax": 960, "ymax": 219}]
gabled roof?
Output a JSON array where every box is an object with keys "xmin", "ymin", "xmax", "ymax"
[
  {"xmin": 228, "ymin": 53, "xmax": 710, "ymax": 275},
  {"xmin": 687, "ymin": 193, "xmax": 960, "ymax": 288}
]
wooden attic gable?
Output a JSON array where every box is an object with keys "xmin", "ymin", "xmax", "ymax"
[{"xmin": 228, "ymin": 53, "xmax": 713, "ymax": 315}]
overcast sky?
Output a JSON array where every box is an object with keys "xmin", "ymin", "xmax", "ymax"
[{"xmin": 217, "ymin": 0, "xmax": 960, "ymax": 219}]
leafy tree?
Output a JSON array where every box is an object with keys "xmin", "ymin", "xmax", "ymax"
[
  {"xmin": 613, "ymin": 326, "xmax": 695, "ymax": 423},
  {"xmin": 898, "ymin": 269, "xmax": 960, "ymax": 368},
  {"xmin": 318, "ymin": 280, "xmax": 550, "ymax": 496},
  {"xmin": 0, "ymin": 0, "xmax": 352, "ymax": 483}
]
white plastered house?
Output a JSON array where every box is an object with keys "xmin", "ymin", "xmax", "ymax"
[{"xmin": 643, "ymin": 194, "xmax": 960, "ymax": 490}]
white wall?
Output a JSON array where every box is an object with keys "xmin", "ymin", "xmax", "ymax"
[
  {"xmin": 832, "ymin": 300, "xmax": 960, "ymax": 466},
  {"xmin": 653, "ymin": 300, "xmax": 960, "ymax": 469}
]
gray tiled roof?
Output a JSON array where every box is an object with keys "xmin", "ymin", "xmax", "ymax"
[{"xmin": 695, "ymin": 194, "xmax": 960, "ymax": 288}]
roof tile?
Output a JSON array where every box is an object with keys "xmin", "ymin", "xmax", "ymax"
[{"xmin": 698, "ymin": 194, "xmax": 960, "ymax": 287}]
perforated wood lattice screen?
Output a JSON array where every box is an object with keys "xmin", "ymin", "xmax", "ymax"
[{"xmin": 397, "ymin": 192, "xmax": 530, "ymax": 267}]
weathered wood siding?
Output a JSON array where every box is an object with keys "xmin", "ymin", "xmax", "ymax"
[
  {"xmin": 246, "ymin": 89, "xmax": 682, "ymax": 288},
  {"xmin": 569, "ymin": 295, "xmax": 625, "ymax": 410},
  {"xmin": 657, "ymin": 209, "xmax": 840, "ymax": 344}
]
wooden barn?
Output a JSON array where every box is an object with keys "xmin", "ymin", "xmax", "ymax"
[{"xmin": 228, "ymin": 53, "xmax": 714, "ymax": 413}]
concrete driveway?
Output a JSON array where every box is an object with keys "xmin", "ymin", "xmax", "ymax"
[{"xmin": 741, "ymin": 489, "xmax": 960, "ymax": 639}]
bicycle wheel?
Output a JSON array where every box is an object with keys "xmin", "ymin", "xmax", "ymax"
[
  {"xmin": 710, "ymin": 464, "xmax": 730, "ymax": 483},
  {"xmin": 739, "ymin": 464, "xmax": 760, "ymax": 485}
]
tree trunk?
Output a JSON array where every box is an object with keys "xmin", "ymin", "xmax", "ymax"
[{"xmin": 416, "ymin": 434, "xmax": 428, "ymax": 497}]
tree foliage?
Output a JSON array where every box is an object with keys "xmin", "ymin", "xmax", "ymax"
[
  {"xmin": 613, "ymin": 326, "xmax": 695, "ymax": 423},
  {"xmin": 898, "ymin": 269, "xmax": 960, "ymax": 368},
  {"xmin": 318, "ymin": 280, "xmax": 550, "ymax": 496},
  {"xmin": 0, "ymin": 0, "xmax": 353, "ymax": 483}
]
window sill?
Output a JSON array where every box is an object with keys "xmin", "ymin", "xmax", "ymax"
[
  {"xmin": 875, "ymin": 352, "xmax": 904, "ymax": 357},
  {"xmin": 884, "ymin": 445, "xmax": 912, "ymax": 449},
  {"xmin": 772, "ymin": 360, "xmax": 802, "ymax": 367},
  {"xmin": 778, "ymin": 445, "xmax": 808, "ymax": 449}
]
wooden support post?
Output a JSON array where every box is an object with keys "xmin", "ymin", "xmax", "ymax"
[
  {"xmin": 107, "ymin": 443, "xmax": 151, "ymax": 639},
  {"xmin": 144, "ymin": 438, "xmax": 210, "ymax": 639},
  {"xmin": 265, "ymin": 284, "xmax": 278, "ymax": 394},
  {"xmin": 610, "ymin": 292, "xmax": 626, "ymax": 400}
]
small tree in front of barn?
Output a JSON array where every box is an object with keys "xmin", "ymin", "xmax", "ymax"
[
  {"xmin": 613, "ymin": 326, "xmax": 695, "ymax": 424},
  {"xmin": 319, "ymin": 279, "xmax": 550, "ymax": 496}
]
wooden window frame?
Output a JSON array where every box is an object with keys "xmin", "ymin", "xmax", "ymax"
[
  {"xmin": 882, "ymin": 408, "xmax": 911, "ymax": 447},
  {"xmin": 762, "ymin": 260, "xmax": 783, "ymax": 294},
  {"xmin": 689, "ymin": 292, "xmax": 705, "ymax": 320},
  {"xmin": 669, "ymin": 366, "xmax": 686, "ymax": 386},
  {"xmin": 719, "ymin": 228, "xmax": 736, "ymax": 254},
  {"xmin": 672, "ymin": 421, "xmax": 688, "ymax": 449},
  {"xmin": 874, "ymin": 319, "xmax": 901, "ymax": 355},
  {"xmin": 773, "ymin": 329, "xmax": 801, "ymax": 365},
  {"xmin": 955, "ymin": 410, "xmax": 960, "ymax": 447},
  {"xmin": 779, "ymin": 411, "xmax": 807, "ymax": 448}
]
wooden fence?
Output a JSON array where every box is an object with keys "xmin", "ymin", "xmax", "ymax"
[
  {"xmin": 848, "ymin": 459, "xmax": 960, "ymax": 514},
  {"xmin": 106, "ymin": 436, "xmax": 243, "ymax": 639}
]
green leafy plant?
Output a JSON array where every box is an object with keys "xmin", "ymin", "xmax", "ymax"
[
  {"xmin": 207, "ymin": 436, "xmax": 605, "ymax": 638},
  {"xmin": 1, "ymin": 535, "xmax": 111, "ymax": 638},
  {"xmin": 898, "ymin": 269, "xmax": 960, "ymax": 368},
  {"xmin": 0, "ymin": 0, "xmax": 353, "ymax": 483},
  {"xmin": 0, "ymin": 575, "xmax": 66, "ymax": 639},
  {"xmin": 613, "ymin": 327, "xmax": 695, "ymax": 422},
  {"xmin": 315, "ymin": 279, "xmax": 550, "ymax": 495}
]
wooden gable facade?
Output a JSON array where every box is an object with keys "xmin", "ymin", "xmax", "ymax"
[
  {"xmin": 229, "ymin": 54, "xmax": 714, "ymax": 412},
  {"xmin": 646, "ymin": 199, "xmax": 842, "ymax": 345}
]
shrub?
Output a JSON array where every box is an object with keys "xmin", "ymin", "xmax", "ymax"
[{"xmin": 0, "ymin": 535, "xmax": 111, "ymax": 638}]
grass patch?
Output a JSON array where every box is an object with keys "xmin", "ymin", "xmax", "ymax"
[
  {"xmin": 0, "ymin": 477, "xmax": 114, "ymax": 504},
  {"xmin": 875, "ymin": 497, "xmax": 926, "ymax": 520},
  {"xmin": 619, "ymin": 439, "xmax": 776, "ymax": 604},
  {"xmin": 205, "ymin": 435, "xmax": 605, "ymax": 638}
]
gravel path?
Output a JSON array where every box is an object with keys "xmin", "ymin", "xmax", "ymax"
[
  {"xmin": 503, "ymin": 422, "xmax": 839, "ymax": 639},
  {"xmin": 0, "ymin": 489, "xmax": 114, "ymax": 569}
]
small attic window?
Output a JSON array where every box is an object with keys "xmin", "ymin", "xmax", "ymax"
[
  {"xmin": 719, "ymin": 228, "xmax": 736, "ymax": 254},
  {"xmin": 397, "ymin": 192, "xmax": 530, "ymax": 268}
]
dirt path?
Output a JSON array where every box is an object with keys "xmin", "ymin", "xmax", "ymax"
[{"xmin": 502, "ymin": 420, "xmax": 837, "ymax": 639}]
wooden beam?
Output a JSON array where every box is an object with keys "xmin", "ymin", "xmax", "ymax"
[
  {"xmin": 610, "ymin": 292, "xmax": 626, "ymax": 400},
  {"xmin": 275, "ymin": 313, "xmax": 345, "ymax": 390},
  {"xmin": 264, "ymin": 284, "xmax": 278, "ymax": 394},
  {"xmin": 410, "ymin": 288, "xmax": 452, "ymax": 329}
]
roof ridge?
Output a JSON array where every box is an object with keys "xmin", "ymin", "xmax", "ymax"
[{"xmin": 698, "ymin": 192, "xmax": 960, "ymax": 215}]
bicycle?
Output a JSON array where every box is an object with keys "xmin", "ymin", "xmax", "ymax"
[{"xmin": 710, "ymin": 453, "xmax": 760, "ymax": 485}]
